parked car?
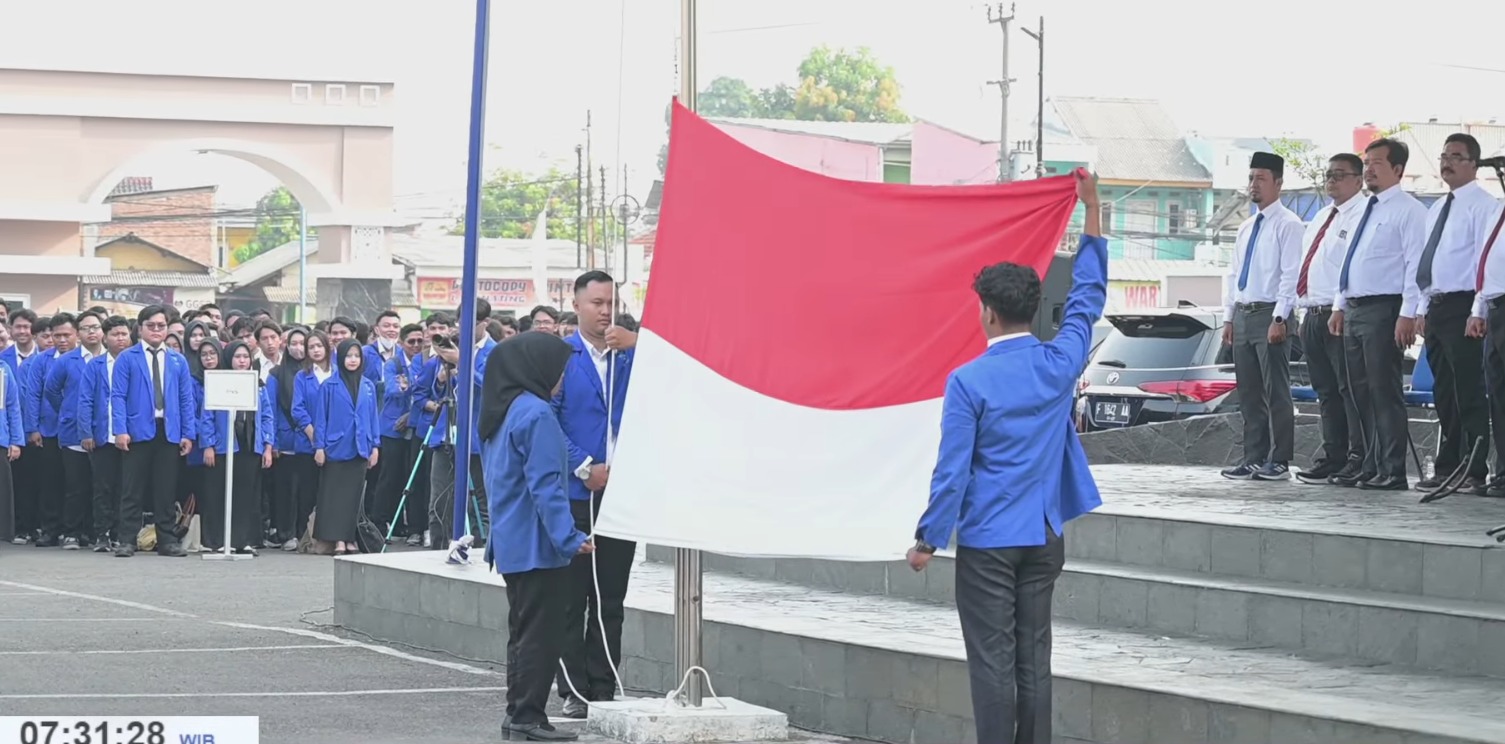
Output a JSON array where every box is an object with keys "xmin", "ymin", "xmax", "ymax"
[{"xmin": 1077, "ymin": 306, "xmax": 1236, "ymax": 431}]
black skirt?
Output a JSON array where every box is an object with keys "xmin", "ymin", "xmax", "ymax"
[
  {"xmin": 315, "ymin": 458, "xmax": 367, "ymax": 543},
  {"xmin": 0, "ymin": 454, "xmax": 14, "ymax": 542}
]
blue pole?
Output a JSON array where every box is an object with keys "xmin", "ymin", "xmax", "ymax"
[{"xmin": 453, "ymin": 0, "xmax": 491, "ymax": 542}]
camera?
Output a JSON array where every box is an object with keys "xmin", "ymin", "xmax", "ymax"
[{"xmin": 431, "ymin": 333, "xmax": 458, "ymax": 350}]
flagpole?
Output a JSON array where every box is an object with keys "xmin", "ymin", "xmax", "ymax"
[
  {"xmin": 674, "ymin": 0, "xmax": 705, "ymax": 709},
  {"xmin": 452, "ymin": 0, "xmax": 491, "ymax": 543}
]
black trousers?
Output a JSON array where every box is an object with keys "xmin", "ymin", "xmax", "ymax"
[
  {"xmin": 1343, "ymin": 297, "xmax": 1408, "ymax": 479},
  {"xmin": 119, "ymin": 420, "xmax": 184, "ymax": 545},
  {"xmin": 373, "ymin": 435, "xmax": 411, "ymax": 532},
  {"xmin": 556, "ymin": 491, "xmax": 635, "ymax": 701},
  {"xmin": 1232, "ymin": 304, "xmax": 1294, "ymax": 464},
  {"xmin": 1301, "ymin": 307, "xmax": 1361, "ymax": 465},
  {"xmin": 35, "ymin": 437, "xmax": 64, "ymax": 538},
  {"xmin": 1484, "ymin": 302, "xmax": 1505, "ymax": 473},
  {"xmin": 427, "ymin": 447, "xmax": 486, "ymax": 550},
  {"xmin": 199, "ymin": 451, "xmax": 263, "ymax": 551},
  {"xmin": 0, "ymin": 455, "xmax": 14, "ymax": 542},
  {"xmin": 405, "ymin": 438, "xmax": 431, "ymax": 534},
  {"xmin": 956, "ymin": 529, "xmax": 1065, "ymax": 744},
  {"xmin": 1424, "ymin": 292, "xmax": 1489, "ymax": 478},
  {"xmin": 505, "ymin": 566, "xmax": 570, "ymax": 726},
  {"xmin": 90, "ymin": 446, "xmax": 123, "ymax": 543},
  {"xmin": 272, "ymin": 452, "xmax": 319, "ymax": 542},
  {"xmin": 11, "ymin": 444, "xmax": 38, "ymax": 537},
  {"xmin": 60, "ymin": 447, "xmax": 93, "ymax": 540}
]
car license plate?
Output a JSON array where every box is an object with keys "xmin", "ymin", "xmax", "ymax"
[{"xmin": 1094, "ymin": 398, "xmax": 1133, "ymax": 426}]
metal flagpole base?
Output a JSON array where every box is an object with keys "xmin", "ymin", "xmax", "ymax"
[
  {"xmin": 673, "ymin": 547, "xmax": 703, "ymax": 706},
  {"xmin": 202, "ymin": 549, "xmax": 254, "ymax": 561}
]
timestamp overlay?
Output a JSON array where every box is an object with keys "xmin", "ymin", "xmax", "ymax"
[{"xmin": 0, "ymin": 718, "xmax": 258, "ymax": 744}]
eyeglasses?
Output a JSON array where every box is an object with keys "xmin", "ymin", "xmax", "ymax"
[
  {"xmin": 1439, "ymin": 154, "xmax": 1474, "ymax": 164},
  {"xmin": 1324, "ymin": 171, "xmax": 1359, "ymax": 182},
  {"xmin": 142, "ymin": 322, "xmax": 168, "ymax": 331}
]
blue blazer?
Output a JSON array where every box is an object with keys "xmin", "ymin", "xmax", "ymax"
[
  {"xmin": 198, "ymin": 384, "xmax": 274, "ymax": 460},
  {"xmin": 44, "ymin": 349, "xmax": 90, "ymax": 448},
  {"xmin": 22, "ymin": 349, "xmax": 56, "ymax": 438},
  {"xmin": 0, "ymin": 345, "xmax": 30, "ymax": 379},
  {"xmin": 265, "ymin": 369, "xmax": 312, "ymax": 455},
  {"xmin": 111, "ymin": 343, "xmax": 196, "ymax": 444},
  {"xmin": 314, "ymin": 376, "xmax": 379, "ymax": 462},
  {"xmin": 362, "ymin": 343, "xmax": 387, "ymax": 386},
  {"xmin": 422, "ymin": 339, "xmax": 495, "ymax": 453},
  {"xmin": 0, "ymin": 363, "xmax": 22, "ymax": 448},
  {"xmin": 409, "ymin": 353, "xmax": 441, "ymax": 441},
  {"xmin": 378, "ymin": 352, "xmax": 414, "ymax": 439},
  {"xmin": 552, "ymin": 334, "xmax": 632, "ymax": 502},
  {"xmin": 915, "ymin": 234, "xmax": 1109, "ymax": 550},
  {"xmin": 288, "ymin": 369, "xmax": 326, "ymax": 456},
  {"xmin": 77, "ymin": 354, "xmax": 114, "ymax": 445},
  {"xmin": 483, "ymin": 393, "xmax": 588, "ymax": 573}
]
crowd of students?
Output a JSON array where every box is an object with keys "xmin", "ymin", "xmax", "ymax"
[{"xmin": 0, "ymin": 294, "xmax": 611, "ymax": 559}]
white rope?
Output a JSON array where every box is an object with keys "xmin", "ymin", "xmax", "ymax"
[{"xmin": 663, "ymin": 666, "xmax": 726, "ymax": 710}]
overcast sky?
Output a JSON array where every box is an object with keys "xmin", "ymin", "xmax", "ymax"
[{"xmin": 4, "ymin": 0, "xmax": 1502, "ymax": 209}]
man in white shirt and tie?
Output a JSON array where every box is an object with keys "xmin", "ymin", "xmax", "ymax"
[
  {"xmin": 1329, "ymin": 137, "xmax": 1430, "ymax": 490},
  {"xmin": 1413, "ymin": 133, "xmax": 1499, "ymax": 492},
  {"xmin": 1466, "ymin": 165, "xmax": 1505, "ymax": 497},
  {"xmin": 1293, "ymin": 154, "xmax": 1370, "ymax": 484},
  {"xmin": 1221, "ymin": 152, "xmax": 1306, "ymax": 481}
]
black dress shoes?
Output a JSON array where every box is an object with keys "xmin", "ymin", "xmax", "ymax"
[
  {"xmin": 1358, "ymin": 474, "xmax": 1408, "ymax": 491},
  {"xmin": 501, "ymin": 722, "xmax": 577, "ymax": 741}
]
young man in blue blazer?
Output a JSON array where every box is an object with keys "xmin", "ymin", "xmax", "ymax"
[
  {"xmin": 552, "ymin": 270, "xmax": 636, "ymax": 718},
  {"xmin": 909, "ymin": 170, "xmax": 1107, "ymax": 744},
  {"xmin": 79, "ymin": 315, "xmax": 133, "ymax": 552},
  {"xmin": 111, "ymin": 305, "xmax": 198, "ymax": 558},
  {"xmin": 43, "ymin": 312, "xmax": 95, "ymax": 549},
  {"xmin": 425, "ymin": 301, "xmax": 494, "ymax": 551}
]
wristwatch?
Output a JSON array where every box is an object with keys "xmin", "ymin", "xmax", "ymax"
[
  {"xmin": 1273, "ymin": 316, "xmax": 1285, "ymax": 325},
  {"xmin": 913, "ymin": 540, "xmax": 937, "ymax": 555}
]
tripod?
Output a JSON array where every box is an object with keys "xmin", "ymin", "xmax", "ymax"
[{"xmin": 402, "ymin": 364, "xmax": 487, "ymax": 551}]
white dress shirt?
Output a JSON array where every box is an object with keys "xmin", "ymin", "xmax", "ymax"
[
  {"xmin": 571, "ymin": 333, "xmax": 621, "ymax": 481},
  {"xmin": 1416, "ymin": 181, "xmax": 1501, "ymax": 315},
  {"xmin": 1334, "ymin": 185, "xmax": 1429, "ymax": 317},
  {"xmin": 105, "ymin": 351, "xmax": 117, "ymax": 439},
  {"xmin": 1296, "ymin": 195, "xmax": 1368, "ymax": 308},
  {"xmin": 1470, "ymin": 201, "xmax": 1505, "ymax": 319},
  {"xmin": 1223, "ymin": 200, "xmax": 1306, "ymax": 321},
  {"xmin": 67, "ymin": 349, "xmax": 97, "ymax": 453}
]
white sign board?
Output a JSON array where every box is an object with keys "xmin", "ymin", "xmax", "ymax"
[{"xmin": 204, "ymin": 370, "xmax": 260, "ymax": 411}]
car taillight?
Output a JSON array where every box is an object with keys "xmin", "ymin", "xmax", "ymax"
[
  {"xmin": 1077, "ymin": 377, "xmax": 1089, "ymax": 394},
  {"xmin": 1137, "ymin": 380, "xmax": 1236, "ymax": 403}
]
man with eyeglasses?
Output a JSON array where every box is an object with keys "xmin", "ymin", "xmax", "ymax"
[
  {"xmin": 1294, "ymin": 154, "xmax": 1371, "ymax": 485},
  {"xmin": 1468, "ymin": 155, "xmax": 1505, "ymax": 497},
  {"xmin": 1328, "ymin": 138, "xmax": 1429, "ymax": 491},
  {"xmin": 1410, "ymin": 134, "xmax": 1499, "ymax": 493}
]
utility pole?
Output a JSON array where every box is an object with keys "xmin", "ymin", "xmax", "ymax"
[
  {"xmin": 1021, "ymin": 15, "xmax": 1045, "ymax": 179},
  {"xmin": 585, "ymin": 111, "xmax": 595, "ymax": 269},
  {"xmin": 599, "ymin": 164, "xmax": 609, "ymax": 273},
  {"xmin": 987, "ymin": 2, "xmax": 1015, "ymax": 182},
  {"xmin": 575, "ymin": 144, "xmax": 584, "ymax": 267}
]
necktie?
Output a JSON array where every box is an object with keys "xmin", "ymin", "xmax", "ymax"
[
  {"xmin": 149, "ymin": 348, "xmax": 165, "ymax": 412},
  {"xmin": 1237, "ymin": 213, "xmax": 1266, "ymax": 292},
  {"xmin": 1478, "ymin": 207, "xmax": 1505, "ymax": 293},
  {"xmin": 1339, "ymin": 195, "xmax": 1381, "ymax": 293},
  {"xmin": 1296, "ymin": 207, "xmax": 1341, "ymax": 299},
  {"xmin": 1416, "ymin": 192, "xmax": 1454, "ymax": 291}
]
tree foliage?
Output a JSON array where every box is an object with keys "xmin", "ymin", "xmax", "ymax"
[
  {"xmin": 657, "ymin": 46, "xmax": 908, "ymax": 174},
  {"xmin": 1268, "ymin": 138, "xmax": 1326, "ymax": 189},
  {"xmin": 452, "ymin": 167, "xmax": 582, "ymax": 241},
  {"xmin": 233, "ymin": 186, "xmax": 303, "ymax": 265}
]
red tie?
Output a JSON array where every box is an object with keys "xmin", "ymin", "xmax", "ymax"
[
  {"xmin": 1478, "ymin": 207, "xmax": 1505, "ymax": 292},
  {"xmin": 1296, "ymin": 207, "xmax": 1340, "ymax": 299}
]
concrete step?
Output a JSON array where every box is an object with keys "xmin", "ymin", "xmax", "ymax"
[{"xmin": 337, "ymin": 552, "xmax": 1505, "ymax": 744}]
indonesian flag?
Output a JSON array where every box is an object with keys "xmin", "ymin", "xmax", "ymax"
[{"xmin": 595, "ymin": 101, "xmax": 1080, "ymax": 560}]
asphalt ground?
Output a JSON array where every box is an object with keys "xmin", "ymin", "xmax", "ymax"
[{"xmin": 0, "ymin": 544, "xmax": 848, "ymax": 744}]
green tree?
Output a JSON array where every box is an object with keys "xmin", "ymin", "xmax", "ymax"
[
  {"xmin": 792, "ymin": 46, "xmax": 907, "ymax": 123},
  {"xmin": 233, "ymin": 186, "xmax": 303, "ymax": 265},
  {"xmin": 452, "ymin": 167, "xmax": 581, "ymax": 240},
  {"xmin": 697, "ymin": 76, "xmax": 762, "ymax": 118}
]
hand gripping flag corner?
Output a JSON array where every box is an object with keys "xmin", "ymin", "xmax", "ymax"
[{"xmin": 595, "ymin": 101, "xmax": 1080, "ymax": 560}]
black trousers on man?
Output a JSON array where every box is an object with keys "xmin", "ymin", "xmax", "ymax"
[
  {"xmin": 59, "ymin": 447, "xmax": 93, "ymax": 542},
  {"xmin": 90, "ymin": 446, "xmax": 123, "ymax": 545},
  {"xmin": 1232, "ymin": 303, "xmax": 1294, "ymax": 465},
  {"xmin": 556, "ymin": 490, "xmax": 635, "ymax": 702},
  {"xmin": 505, "ymin": 566, "xmax": 570, "ymax": 726},
  {"xmin": 1424, "ymin": 291, "xmax": 1489, "ymax": 480},
  {"xmin": 956, "ymin": 528, "xmax": 1065, "ymax": 744},
  {"xmin": 1483, "ymin": 299, "xmax": 1505, "ymax": 476},
  {"xmin": 427, "ymin": 446, "xmax": 486, "ymax": 550},
  {"xmin": 10, "ymin": 446, "xmax": 38, "ymax": 540},
  {"xmin": 120, "ymin": 420, "xmax": 184, "ymax": 552},
  {"xmin": 34, "ymin": 437, "xmax": 64, "ymax": 542},
  {"xmin": 1301, "ymin": 307, "xmax": 1362, "ymax": 466},
  {"xmin": 372, "ymin": 435, "xmax": 410, "ymax": 533},
  {"xmin": 1343, "ymin": 296, "xmax": 1409, "ymax": 479}
]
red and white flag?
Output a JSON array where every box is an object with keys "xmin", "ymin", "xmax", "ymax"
[{"xmin": 596, "ymin": 102, "xmax": 1080, "ymax": 560}]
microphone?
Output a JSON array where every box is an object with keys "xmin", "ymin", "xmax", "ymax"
[{"xmin": 1480, "ymin": 156, "xmax": 1505, "ymax": 170}]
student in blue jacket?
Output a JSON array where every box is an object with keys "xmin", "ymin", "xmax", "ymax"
[
  {"xmin": 184, "ymin": 338, "xmax": 223, "ymax": 543},
  {"xmin": 43, "ymin": 312, "xmax": 96, "ymax": 550},
  {"xmin": 314, "ymin": 339, "xmax": 379, "ymax": 555},
  {"xmin": 425, "ymin": 300, "xmax": 496, "ymax": 552},
  {"xmin": 479, "ymin": 332, "xmax": 591, "ymax": 743},
  {"xmin": 0, "ymin": 358, "xmax": 23, "ymax": 542},
  {"xmin": 370, "ymin": 323, "xmax": 418, "ymax": 537},
  {"xmin": 199, "ymin": 341, "xmax": 274, "ymax": 555},
  {"xmin": 266, "ymin": 326, "xmax": 310, "ymax": 549},
  {"xmin": 78, "ymin": 315, "xmax": 134, "ymax": 551},
  {"xmin": 27, "ymin": 313, "xmax": 70, "ymax": 548},
  {"xmin": 289, "ymin": 330, "xmax": 333, "ymax": 543}
]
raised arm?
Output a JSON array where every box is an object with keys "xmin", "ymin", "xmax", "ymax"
[{"xmin": 1043, "ymin": 171, "xmax": 1109, "ymax": 380}]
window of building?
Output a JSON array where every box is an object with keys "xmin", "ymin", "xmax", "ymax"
[
  {"xmin": 1124, "ymin": 199, "xmax": 1157, "ymax": 235},
  {"xmin": 1100, "ymin": 202, "xmax": 1113, "ymax": 229},
  {"xmin": 1168, "ymin": 203, "xmax": 1183, "ymax": 234}
]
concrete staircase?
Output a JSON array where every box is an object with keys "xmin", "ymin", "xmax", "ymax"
[{"xmin": 640, "ymin": 464, "xmax": 1505, "ymax": 744}]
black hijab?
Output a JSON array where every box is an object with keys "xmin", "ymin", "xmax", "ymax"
[
  {"xmin": 184, "ymin": 320, "xmax": 212, "ymax": 377},
  {"xmin": 272, "ymin": 327, "xmax": 308, "ymax": 420},
  {"xmin": 335, "ymin": 339, "xmax": 364, "ymax": 403},
  {"xmin": 221, "ymin": 340, "xmax": 255, "ymax": 425},
  {"xmin": 192, "ymin": 337, "xmax": 223, "ymax": 383},
  {"xmin": 479, "ymin": 332, "xmax": 572, "ymax": 442}
]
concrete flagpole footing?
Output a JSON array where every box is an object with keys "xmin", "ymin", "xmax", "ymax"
[{"xmin": 586, "ymin": 697, "xmax": 788, "ymax": 743}]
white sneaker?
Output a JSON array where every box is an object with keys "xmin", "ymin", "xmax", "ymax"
[
  {"xmin": 422, "ymin": 530, "xmax": 432, "ymax": 549},
  {"xmin": 282, "ymin": 539, "xmax": 298, "ymax": 552}
]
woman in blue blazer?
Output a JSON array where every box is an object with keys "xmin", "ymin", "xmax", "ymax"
[
  {"xmin": 289, "ymin": 330, "xmax": 333, "ymax": 543},
  {"xmin": 184, "ymin": 338, "xmax": 222, "ymax": 548},
  {"xmin": 265, "ymin": 326, "xmax": 310, "ymax": 550},
  {"xmin": 0, "ymin": 360, "xmax": 23, "ymax": 542},
  {"xmin": 199, "ymin": 341, "xmax": 274, "ymax": 555},
  {"xmin": 313, "ymin": 339, "xmax": 380, "ymax": 555},
  {"xmin": 479, "ymin": 333, "xmax": 591, "ymax": 741}
]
